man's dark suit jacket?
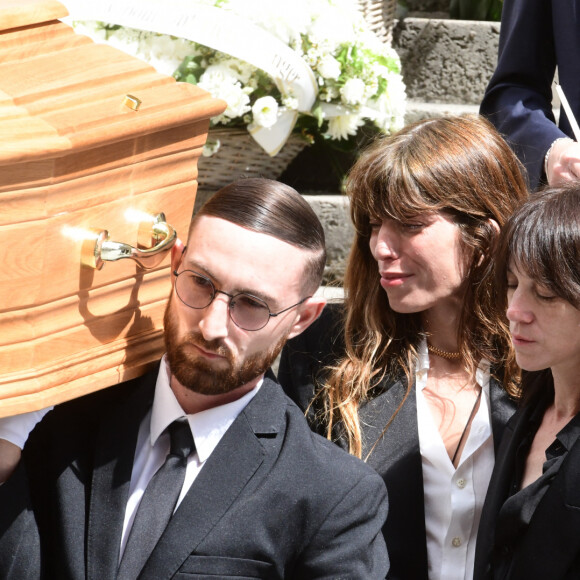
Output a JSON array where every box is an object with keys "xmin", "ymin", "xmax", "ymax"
[
  {"xmin": 480, "ymin": 0, "xmax": 580, "ymax": 189},
  {"xmin": 278, "ymin": 303, "xmax": 516, "ymax": 580},
  {"xmin": 474, "ymin": 370, "xmax": 580, "ymax": 580},
  {"xmin": 0, "ymin": 366, "xmax": 389, "ymax": 579}
]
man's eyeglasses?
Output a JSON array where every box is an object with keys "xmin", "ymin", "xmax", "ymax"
[{"xmin": 173, "ymin": 270, "xmax": 310, "ymax": 331}]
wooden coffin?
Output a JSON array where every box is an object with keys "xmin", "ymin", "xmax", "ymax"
[{"xmin": 0, "ymin": 0, "xmax": 226, "ymax": 417}]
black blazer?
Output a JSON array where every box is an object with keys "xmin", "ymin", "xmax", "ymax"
[
  {"xmin": 474, "ymin": 370, "xmax": 580, "ymax": 580},
  {"xmin": 278, "ymin": 303, "xmax": 516, "ymax": 580},
  {"xmin": 480, "ymin": 0, "xmax": 580, "ymax": 190},
  {"xmin": 0, "ymin": 366, "xmax": 390, "ymax": 579}
]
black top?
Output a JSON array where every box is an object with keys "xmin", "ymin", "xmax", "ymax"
[
  {"xmin": 475, "ymin": 369, "xmax": 580, "ymax": 580},
  {"xmin": 0, "ymin": 366, "xmax": 390, "ymax": 580},
  {"xmin": 494, "ymin": 385, "xmax": 580, "ymax": 580}
]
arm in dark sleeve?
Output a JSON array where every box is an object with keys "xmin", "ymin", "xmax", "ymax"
[
  {"xmin": 480, "ymin": 0, "xmax": 562, "ymax": 189},
  {"xmin": 0, "ymin": 454, "xmax": 42, "ymax": 579},
  {"xmin": 296, "ymin": 470, "xmax": 389, "ymax": 580}
]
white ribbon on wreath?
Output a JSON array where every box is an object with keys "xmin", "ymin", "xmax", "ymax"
[{"xmin": 61, "ymin": 0, "xmax": 318, "ymax": 155}]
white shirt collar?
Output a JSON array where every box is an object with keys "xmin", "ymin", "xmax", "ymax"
[{"xmin": 150, "ymin": 356, "xmax": 262, "ymax": 464}]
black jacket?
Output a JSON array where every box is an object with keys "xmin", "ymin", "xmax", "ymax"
[
  {"xmin": 0, "ymin": 365, "xmax": 389, "ymax": 579},
  {"xmin": 278, "ymin": 303, "xmax": 516, "ymax": 580}
]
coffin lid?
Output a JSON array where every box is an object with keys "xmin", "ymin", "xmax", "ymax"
[
  {"xmin": 0, "ymin": 0, "xmax": 225, "ymax": 163},
  {"xmin": 0, "ymin": 0, "xmax": 226, "ymax": 417}
]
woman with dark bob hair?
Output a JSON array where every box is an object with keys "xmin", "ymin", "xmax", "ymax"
[
  {"xmin": 278, "ymin": 114, "xmax": 529, "ymax": 580},
  {"xmin": 475, "ymin": 184, "xmax": 580, "ymax": 580}
]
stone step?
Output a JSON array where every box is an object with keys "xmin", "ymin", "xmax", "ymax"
[
  {"xmin": 404, "ymin": 100, "xmax": 479, "ymax": 124},
  {"xmin": 392, "ymin": 17, "xmax": 500, "ymax": 105},
  {"xmin": 303, "ymin": 195, "xmax": 353, "ymax": 284}
]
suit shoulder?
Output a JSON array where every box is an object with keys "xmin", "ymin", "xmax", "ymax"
[
  {"xmin": 282, "ymin": 393, "xmax": 383, "ymax": 483},
  {"xmin": 28, "ymin": 369, "xmax": 156, "ymax": 446}
]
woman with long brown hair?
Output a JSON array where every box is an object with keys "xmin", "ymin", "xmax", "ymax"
[{"xmin": 279, "ymin": 114, "xmax": 529, "ymax": 580}]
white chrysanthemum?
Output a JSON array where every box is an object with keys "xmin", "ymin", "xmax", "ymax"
[
  {"xmin": 198, "ymin": 62, "xmax": 242, "ymax": 86},
  {"xmin": 282, "ymin": 95, "xmax": 300, "ymax": 110},
  {"xmin": 71, "ymin": 21, "xmax": 107, "ymax": 42},
  {"xmin": 140, "ymin": 35, "xmax": 195, "ymax": 75},
  {"xmin": 252, "ymin": 96, "xmax": 279, "ymax": 128},
  {"xmin": 198, "ymin": 68, "xmax": 251, "ymax": 122},
  {"xmin": 365, "ymin": 74, "xmax": 407, "ymax": 133},
  {"xmin": 318, "ymin": 55, "xmax": 341, "ymax": 80},
  {"xmin": 307, "ymin": 8, "xmax": 359, "ymax": 49},
  {"xmin": 326, "ymin": 113, "xmax": 365, "ymax": 140},
  {"xmin": 320, "ymin": 85, "xmax": 340, "ymax": 102},
  {"xmin": 202, "ymin": 137, "xmax": 221, "ymax": 157},
  {"xmin": 340, "ymin": 78, "xmax": 366, "ymax": 106}
]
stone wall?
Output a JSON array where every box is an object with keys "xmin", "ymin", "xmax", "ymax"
[{"xmin": 394, "ymin": 18, "xmax": 499, "ymax": 105}]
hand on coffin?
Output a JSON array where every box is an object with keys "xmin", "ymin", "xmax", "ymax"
[{"xmin": 0, "ymin": 408, "xmax": 52, "ymax": 482}]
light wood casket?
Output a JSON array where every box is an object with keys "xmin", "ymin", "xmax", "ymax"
[{"xmin": 0, "ymin": 0, "xmax": 226, "ymax": 417}]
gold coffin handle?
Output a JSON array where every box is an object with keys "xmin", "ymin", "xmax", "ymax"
[{"xmin": 84, "ymin": 213, "xmax": 177, "ymax": 270}]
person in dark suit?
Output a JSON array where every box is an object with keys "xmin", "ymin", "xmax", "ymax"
[
  {"xmin": 0, "ymin": 178, "xmax": 390, "ymax": 580},
  {"xmin": 480, "ymin": 0, "xmax": 580, "ymax": 190},
  {"xmin": 278, "ymin": 115, "xmax": 528, "ymax": 580},
  {"xmin": 474, "ymin": 184, "xmax": 580, "ymax": 580}
]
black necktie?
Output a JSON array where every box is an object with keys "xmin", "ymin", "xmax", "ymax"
[{"xmin": 117, "ymin": 418, "xmax": 195, "ymax": 580}]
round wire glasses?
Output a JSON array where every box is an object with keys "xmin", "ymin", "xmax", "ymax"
[{"xmin": 173, "ymin": 269, "xmax": 310, "ymax": 331}]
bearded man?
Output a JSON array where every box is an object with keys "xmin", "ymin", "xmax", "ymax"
[{"xmin": 0, "ymin": 178, "xmax": 389, "ymax": 580}]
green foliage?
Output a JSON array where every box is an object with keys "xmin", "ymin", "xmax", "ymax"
[{"xmin": 449, "ymin": 0, "xmax": 503, "ymax": 21}]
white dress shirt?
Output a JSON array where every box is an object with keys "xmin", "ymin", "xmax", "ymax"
[
  {"xmin": 114, "ymin": 357, "xmax": 261, "ymax": 558},
  {"xmin": 415, "ymin": 340, "xmax": 495, "ymax": 580}
]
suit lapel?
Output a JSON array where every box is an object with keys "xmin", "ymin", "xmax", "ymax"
[
  {"xmin": 86, "ymin": 371, "xmax": 157, "ymax": 580},
  {"xmin": 361, "ymin": 378, "xmax": 429, "ymax": 579},
  {"xmin": 139, "ymin": 378, "xmax": 285, "ymax": 579},
  {"xmin": 474, "ymin": 402, "xmax": 526, "ymax": 580}
]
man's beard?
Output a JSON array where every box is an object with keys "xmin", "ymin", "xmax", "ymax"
[{"xmin": 163, "ymin": 295, "xmax": 288, "ymax": 395}]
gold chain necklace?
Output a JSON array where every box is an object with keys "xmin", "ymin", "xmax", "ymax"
[{"xmin": 427, "ymin": 342, "xmax": 461, "ymax": 360}]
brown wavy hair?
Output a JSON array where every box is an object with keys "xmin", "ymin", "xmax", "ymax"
[{"xmin": 320, "ymin": 115, "xmax": 529, "ymax": 457}]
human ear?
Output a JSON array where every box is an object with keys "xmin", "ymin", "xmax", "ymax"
[
  {"xmin": 170, "ymin": 239, "xmax": 186, "ymax": 282},
  {"xmin": 286, "ymin": 297, "xmax": 327, "ymax": 339}
]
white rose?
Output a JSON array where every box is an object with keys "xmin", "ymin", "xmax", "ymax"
[
  {"xmin": 340, "ymin": 78, "xmax": 366, "ymax": 106},
  {"xmin": 318, "ymin": 55, "xmax": 341, "ymax": 80},
  {"xmin": 251, "ymin": 96, "xmax": 279, "ymax": 128}
]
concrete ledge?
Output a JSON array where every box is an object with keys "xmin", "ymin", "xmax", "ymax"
[
  {"xmin": 393, "ymin": 17, "xmax": 500, "ymax": 104},
  {"xmin": 404, "ymin": 100, "xmax": 479, "ymax": 124}
]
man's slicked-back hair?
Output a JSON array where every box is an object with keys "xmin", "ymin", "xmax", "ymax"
[{"xmin": 191, "ymin": 178, "xmax": 326, "ymax": 292}]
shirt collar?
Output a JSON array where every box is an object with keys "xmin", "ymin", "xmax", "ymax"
[
  {"xmin": 150, "ymin": 356, "xmax": 262, "ymax": 463},
  {"xmin": 555, "ymin": 409, "xmax": 580, "ymax": 453}
]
